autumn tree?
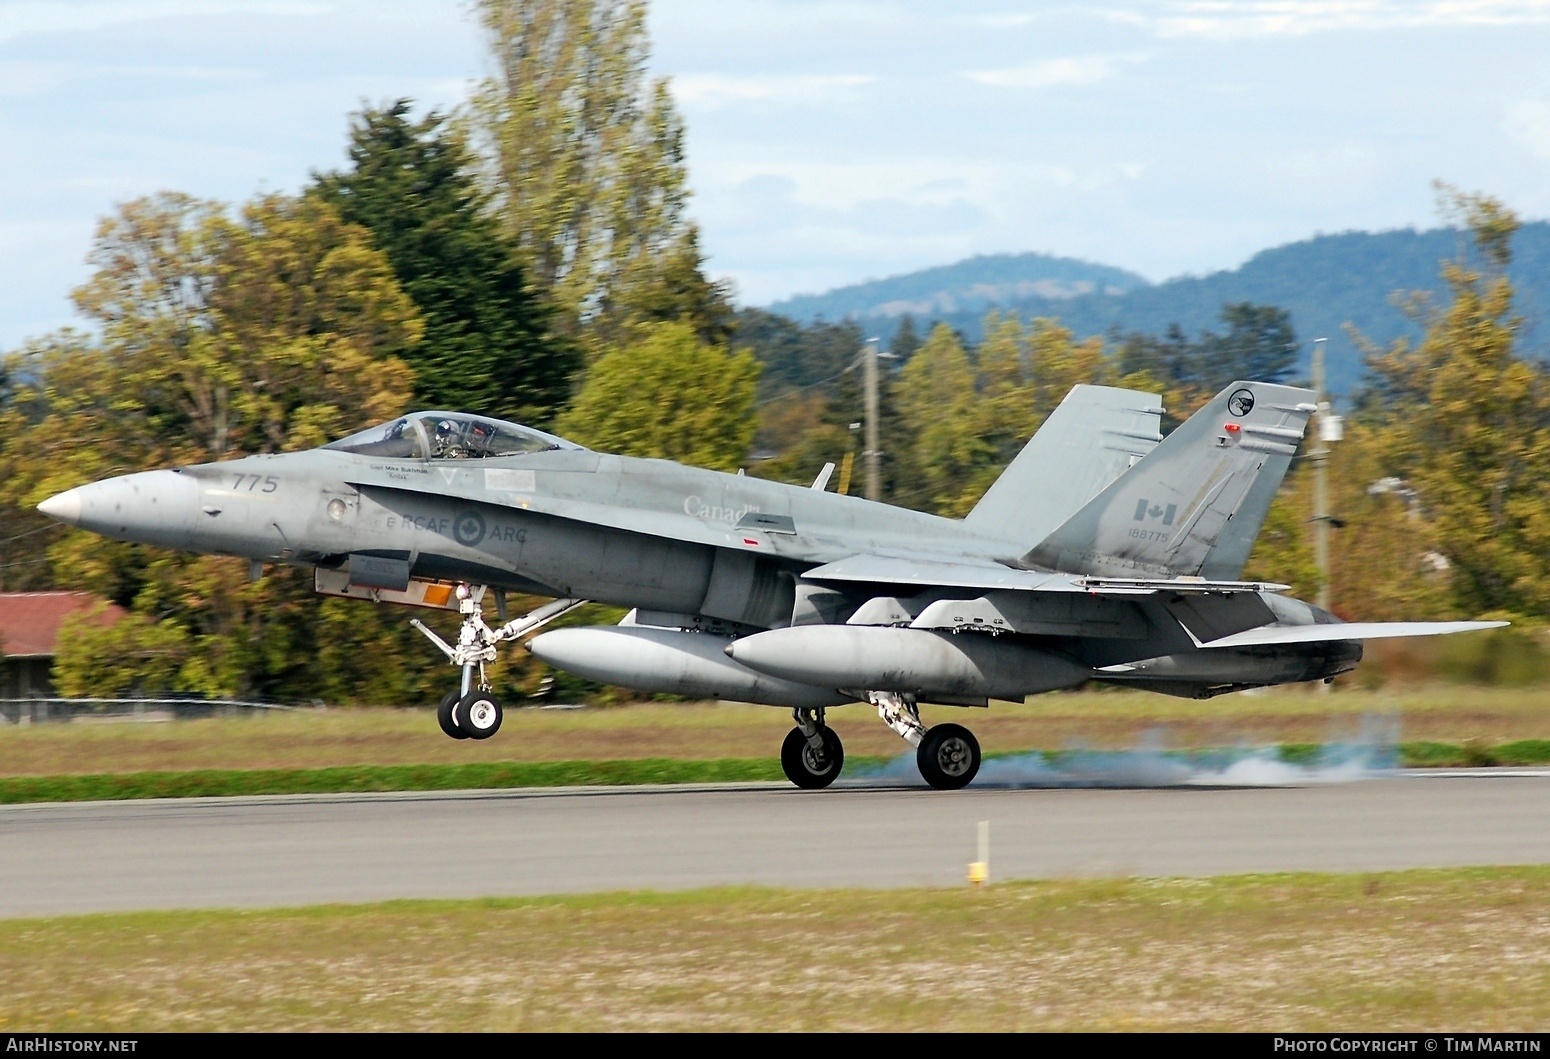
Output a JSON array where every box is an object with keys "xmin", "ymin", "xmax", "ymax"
[
  {"xmin": 893, "ymin": 323, "xmax": 989, "ymax": 516},
  {"xmin": 0, "ymin": 191, "xmax": 445, "ymax": 702},
  {"xmin": 1363, "ymin": 187, "xmax": 1550, "ymax": 620},
  {"xmin": 892, "ymin": 316, "xmax": 1107, "ymax": 517},
  {"xmin": 474, "ymin": 0, "xmax": 729, "ymax": 343},
  {"xmin": 556, "ymin": 320, "xmax": 758, "ymax": 471}
]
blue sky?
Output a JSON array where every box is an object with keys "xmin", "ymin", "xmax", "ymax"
[{"xmin": 3, "ymin": 0, "xmax": 1550, "ymax": 347}]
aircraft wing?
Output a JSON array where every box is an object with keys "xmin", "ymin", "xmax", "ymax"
[{"xmin": 1196, "ymin": 620, "xmax": 1508, "ymax": 648}]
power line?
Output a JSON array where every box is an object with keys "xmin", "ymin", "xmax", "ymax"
[{"xmin": 0, "ymin": 522, "xmax": 64, "ymax": 548}]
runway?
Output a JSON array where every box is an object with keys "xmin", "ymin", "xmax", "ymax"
[{"xmin": 4, "ymin": 771, "xmax": 1550, "ymax": 918}]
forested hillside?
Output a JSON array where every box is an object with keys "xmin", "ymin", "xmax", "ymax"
[
  {"xmin": 768, "ymin": 252, "xmax": 1147, "ymax": 325},
  {"xmin": 768, "ymin": 224, "xmax": 1550, "ymax": 397}
]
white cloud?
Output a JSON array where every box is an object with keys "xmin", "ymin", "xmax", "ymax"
[
  {"xmin": 0, "ymin": 60, "xmax": 68, "ymax": 96},
  {"xmin": 0, "ymin": 58, "xmax": 263, "ymax": 97},
  {"xmin": 670, "ymin": 73, "xmax": 874, "ymax": 109},
  {"xmin": 0, "ymin": 1, "xmax": 327, "ymax": 44},
  {"xmin": 1146, "ymin": 0, "xmax": 1550, "ymax": 40},
  {"xmin": 965, "ymin": 54, "xmax": 1137, "ymax": 89}
]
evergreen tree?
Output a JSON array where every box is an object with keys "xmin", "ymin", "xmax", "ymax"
[
  {"xmin": 314, "ymin": 100, "xmax": 573, "ymax": 424},
  {"xmin": 1196, "ymin": 302, "xmax": 1299, "ymax": 388},
  {"xmin": 732, "ymin": 308, "xmax": 864, "ymax": 397},
  {"xmin": 890, "ymin": 314, "xmax": 921, "ymax": 360}
]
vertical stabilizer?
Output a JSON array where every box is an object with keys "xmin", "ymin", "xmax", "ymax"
[
  {"xmin": 1024, "ymin": 381, "xmax": 1315, "ymax": 579},
  {"xmin": 964, "ymin": 385, "xmax": 1163, "ymax": 544}
]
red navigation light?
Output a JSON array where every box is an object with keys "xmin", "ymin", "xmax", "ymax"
[{"xmin": 1224, "ymin": 423, "xmax": 1241, "ymax": 433}]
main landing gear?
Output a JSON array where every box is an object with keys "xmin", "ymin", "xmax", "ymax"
[
  {"xmin": 777, "ymin": 693, "xmax": 984, "ymax": 791},
  {"xmin": 413, "ymin": 586, "xmax": 584, "ymax": 741},
  {"xmin": 781, "ymin": 707, "xmax": 845, "ymax": 788},
  {"xmin": 869, "ymin": 691, "xmax": 982, "ymax": 790}
]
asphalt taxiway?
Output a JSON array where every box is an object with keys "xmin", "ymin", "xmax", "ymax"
[{"xmin": 3, "ymin": 770, "xmax": 1550, "ymax": 917}]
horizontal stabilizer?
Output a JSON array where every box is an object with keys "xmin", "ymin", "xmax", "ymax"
[
  {"xmin": 1074, "ymin": 576, "xmax": 1289, "ymax": 595},
  {"xmin": 1198, "ymin": 620, "xmax": 1508, "ymax": 649}
]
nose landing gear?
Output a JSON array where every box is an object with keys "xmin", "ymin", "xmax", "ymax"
[{"xmin": 413, "ymin": 586, "xmax": 584, "ymax": 741}]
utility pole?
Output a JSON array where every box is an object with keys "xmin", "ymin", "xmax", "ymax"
[
  {"xmin": 863, "ymin": 337, "xmax": 881, "ymax": 502},
  {"xmin": 1312, "ymin": 337, "xmax": 1330, "ymax": 614}
]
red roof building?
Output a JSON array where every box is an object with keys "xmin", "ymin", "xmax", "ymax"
[{"xmin": 0, "ymin": 592, "xmax": 125, "ymax": 698}]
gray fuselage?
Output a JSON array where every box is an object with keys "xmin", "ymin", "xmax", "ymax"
[{"xmin": 41, "ymin": 421, "xmax": 1358, "ymax": 701}]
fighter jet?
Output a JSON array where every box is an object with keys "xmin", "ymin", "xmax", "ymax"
[{"xmin": 37, "ymin": 379, "xmax": 1502, "ymax": 790}]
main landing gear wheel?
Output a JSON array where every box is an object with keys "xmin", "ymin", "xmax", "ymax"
[
  {"xmin": 437, "ymin": 691, "xmax": 469, "ymax": 740},
  {"xmin": 917, "ymin": 723, "xmax": 981, "ymax": 791},
  {"xmin": 781, "ymin": 725, "xmax": 844, "ymax": 789},
  {"xmin": 456, "ymin": 689, "xmax": 503, "ymax": 740}
]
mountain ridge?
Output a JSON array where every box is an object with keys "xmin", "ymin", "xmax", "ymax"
[
  {"xmin": 769, "ymin": 251, "xmax": 1149, "ymax": 323},
  {"xmin": 761, "ymin": 224, "xmax": 1550, "ymax": 397}
]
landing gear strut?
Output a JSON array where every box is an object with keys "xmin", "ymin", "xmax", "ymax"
[
  {"xmin": 781, "ymin": 707, "xmax": 844, "ymax": 788},
  {"xmin": 413, "ymin": 586, "xmax": 584, "ymax": 740},
  {"xmin": 866, "ymin": 691, "xmax": 982, "ymax": 790}
]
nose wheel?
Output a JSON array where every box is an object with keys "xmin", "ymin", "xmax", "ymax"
[
  {"xmin": 456, "ymin": 689, "xmax": 503, "ymax": 739},
  {"xmin": 437, "ymin": 691, "xmax": 468, "ymax": 740},
  {"xmin": 781, "ymin": 707, "xmax": 844, "ymax": 788}
]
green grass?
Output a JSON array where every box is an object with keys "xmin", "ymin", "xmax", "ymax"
[
  {"xmin": 0, "ymin": 757, "xmax": 849, "ymax": 804},
  {"xmin": 1, "ymin": 739, "xmax": 1546, "ymax": 805},
  {"xmin": 8, "ymin": 687, "xmax": 1550, "ymax": 781},
  {"xmin": 5, "ymin": 867, "xmax": 1550, "ymax": 1030}
]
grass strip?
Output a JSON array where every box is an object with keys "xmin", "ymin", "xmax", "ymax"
[
  {"xmin": 0, "ymin": 757, "xmax": 899, "ymax": 804},
  {"xmin": 6, "ymin": 868, "xmax": 1550, "ymax": 1030},
  {"xmin": 3, "ymin": 740, "xmax": 1550, "ymax": 805}
]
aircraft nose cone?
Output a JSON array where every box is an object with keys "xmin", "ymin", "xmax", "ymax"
[
  {"xmin": 39, "ymin": 469, "xmax": 200, "ymax": 547},
  {"xmin": 37, "ymin": 488, "xmax": 83, "ymax": 526}
]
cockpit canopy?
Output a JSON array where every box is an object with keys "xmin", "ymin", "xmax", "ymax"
[{"xmin": 325, "ymin": 413, "xmax": 583, "ymax": 461}]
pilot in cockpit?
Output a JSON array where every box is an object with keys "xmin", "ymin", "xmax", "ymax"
[{"xmin": 432, "ymin": 418, "xmax": 467, "ymax": 458}]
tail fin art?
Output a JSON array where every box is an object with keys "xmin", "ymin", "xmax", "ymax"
[
  {"xmin": 1024, "ymin": 381, "xmax": 1316, "ymax": 580},
  {"xmin": 963, "ymin": 384, "xmax": 1163, "ymax": 545}
]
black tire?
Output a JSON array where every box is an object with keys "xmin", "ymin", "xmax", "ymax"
[
  {"xmin": 456, "ymin": 689, "xmax": 503, "ymax": 740},
  {"xmin": 780, "ymin": 726, "xmax": 844, "ymax": 789},
  {"xmin": 437, "ymin": 691, "xmax": 469, "ymax": 740},
  {"xmin": 917, "ymin": 723, "xmax": 980, "ymax": 790}
]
